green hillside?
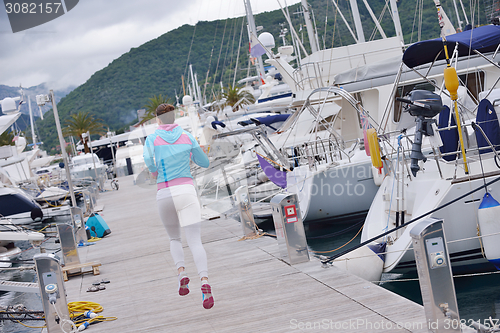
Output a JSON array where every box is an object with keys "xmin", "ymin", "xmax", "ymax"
[{"xmin": 34, "ymin": 0, "xmax": 484, "ymax": 153}]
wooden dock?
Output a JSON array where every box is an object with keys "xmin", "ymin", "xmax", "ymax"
[{"xmin": 65, "ymin": 175, "xmax": 428, "ymax": 332}]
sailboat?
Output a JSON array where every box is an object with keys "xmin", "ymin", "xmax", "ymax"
[{"xmin": 356, "ymin": 24, "xmax": 500, "ymax": 276}]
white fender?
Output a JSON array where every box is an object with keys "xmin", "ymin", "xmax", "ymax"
[
  {"xmin": 332, "ymin": 245, "xmax": 384, "ymax": 283},
  {"xmin": 478, "ymin": 193, "xmax": 500, "ymax": 270},
  {"xmin": 372, "ymin": 165, "xmax": 384, "ymax": 186}
]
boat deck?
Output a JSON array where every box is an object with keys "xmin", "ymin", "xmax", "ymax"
[{"xmin": 64, "ymin": 175, "xmax": 428, "ymax": 332}]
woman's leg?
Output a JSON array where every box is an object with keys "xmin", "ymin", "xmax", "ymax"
[
  {"xmin": 183, "ymin": 223, "xmax": 208, "ymax": 279},
  {"xmin": 157, "ymin": 194, "xmax": 185, "ymax": 271}
]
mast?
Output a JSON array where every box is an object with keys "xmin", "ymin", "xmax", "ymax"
[
  {"xmin": 244, "ymin": 0, "xmax": 266, "ymax": 80},
  {"xmin": 300, "ymin": 0, "xmax": 319, "ymax": 52},
  {"xmin": 348, "ymin": 0, "xmax": 366, "ymax": 43},
  {"xmin": 451, "ymin": 0, "xmax": 463, "ymax": 31},
  {"xmin": 389, "ymin": 0, "xmax": 405, "ymax": 45},
  {"xmin": 28, "ymin": 96, "xmax": 37, "ymax": 150}
]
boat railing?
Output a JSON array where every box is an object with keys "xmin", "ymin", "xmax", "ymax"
[
  {"xmin": 293, "ymin": 62, "xmax": 323, "ymax": 91},
  {"xmin": 281, "ymin": 137, "xmax": 357, "ymax": 169},
  {"xmin": 383, "ymin": 120, "xmax": 500, "ymax": 180}
]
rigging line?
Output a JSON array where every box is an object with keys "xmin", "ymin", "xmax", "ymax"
[
  {"xmin": 419, "ymin": 0, "xmax": 423, "ymax": 42},
  {"xmin": 409, "ymin": 0, "xmax": 420, "ymax": 44},
  {"xmin": 222, "ymin": 18, "xmax": 238, "ymax": 86},
  {"xmin": 183, "ymin": 24, "xmax": 198, "ymax": 81},
  {"xmin": 323, "ymin": 0, "xmax": 329, "ymax": 50},
  {"xmin": 233, "ymin": 18, "xmax": 245, "ymax": 87},
  {"xmin": 330, "ymin": 0, "xmax": 338, "ymax": 49},
  {"xmin": 202, "ymin": 21, "xmax": 219, "ymax": 104},
  {"xmin": 322, "ymin": 175, "xmax": 500, "ymax": 265},
  {"xmin": 228, "ymin": 18, "xmax": 240, "ymax": 85},
  {"xmin": 210, "ymin": 17, "xmax": 229, "ymax": 98}
]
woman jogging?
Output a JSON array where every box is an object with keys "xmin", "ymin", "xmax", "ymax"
[{"xmin": 143, "ymin": 103, "xmax": 213, "ymax": 309}]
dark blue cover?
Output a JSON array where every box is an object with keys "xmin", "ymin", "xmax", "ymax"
[
  {"xmin": 479, "ymin": 192, "xmax": 500, "ymax": 209},
  {"xmin": 86, "ymin": 213, "xmax": 111, "ymax": 238},
  {"xmin": 403, "ymin": 25, "xmax": 500, "ymax": 68},
  {"xmin": 438, "ymin": 105, "xmax": 459, "ymax": 161},
  {"xmin": 475, "ymin": 99, "xmax": 500, "ymax": 154}
]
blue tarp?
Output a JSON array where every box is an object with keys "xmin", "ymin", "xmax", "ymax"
[
  {"xmin": 475, "ymin": 99, "xmax": 500, "ymax": 154},
  {"xmin": 438, "ymin": 105, "xmax": 459, "ymax": 161},
  {"xmin": 403, "ymin": 25, "xmax": 500, "ymax": 68}
]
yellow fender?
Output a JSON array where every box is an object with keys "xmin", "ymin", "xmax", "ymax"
[{"xmin": 367, "ymin": 128, "xmax": 383, "ymax": 170}]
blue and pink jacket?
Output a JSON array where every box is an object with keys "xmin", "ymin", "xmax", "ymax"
[{"xmin": 143, "ymin": 124, "xmax": 209, "ymax": 190}]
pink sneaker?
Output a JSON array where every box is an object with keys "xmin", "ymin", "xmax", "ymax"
[
  {"xmin": 201, "ymin": 284, "xmax": 214, "ymax": 309},
  {"xmin": 179, "ymin": 276, "xmax": 190, "ymax": 296}
]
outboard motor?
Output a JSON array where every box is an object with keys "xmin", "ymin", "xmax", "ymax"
[{"xmin": 397, "ymin": 90, "xmax": 444, "ymax": 176}]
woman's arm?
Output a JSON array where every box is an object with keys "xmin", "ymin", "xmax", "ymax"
[
  {"xmin": 143, "ymin": 135, "xmax": 158, "ymax": 175},
  {"xmin": 188, "ymin": 133, "xmax": 209, "ymax": 168}
]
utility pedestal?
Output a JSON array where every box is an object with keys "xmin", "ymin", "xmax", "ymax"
[
  {"xmin": 270, "ymin": 193, "xmax": 309, "ymax": 265},
  {"xmin": 235, "ymin": 185, "xmax": 257, "ymax": 237},
  {"xmin": 34, "ymin": 253, "xmax": 72, "ymax": 333},
  {"xmin": 410, "ymin": 218, "xmax": 462, "ymax": 333},
  {"xmin": 70, "ymin": 206, "xmax": 88, "ymax": 245}
]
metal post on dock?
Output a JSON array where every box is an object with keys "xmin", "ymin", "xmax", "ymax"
[
  {"xmin": 410, "ymin": 218, "xmax": 478, "ymax": 333},
  {"xmin": 36, "ymin": 91, "xmax": 77, "ymax": 207},
  {"xmin": 70, "ymin": 206, "xmax": 88, "ymax": 245},
  {"xmin": 235, "ymin": 185, "xmax": 257, "ymax": 237},
  {"xmin": 270, "ymin": 193, "xmax": 309, "ymax": 265},
  {"xmin": 82, "ymin": 189, "xmax": 94, "ymax": 216},
  {"xmin": 57, "ymin": 223, "xmax": 81, "ymax": 275},
  {"xmin": 34, "ymin": 253, "xmax": 73, "ymax": 333}
]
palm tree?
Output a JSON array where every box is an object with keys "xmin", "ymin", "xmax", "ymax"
[
  {"xmin": 63, "ymin": 112, "xmax": 105, "ymax": 154},
  {"xmin": 222, "ymin": 85, "xmax": 255, "ymax": 112},
  {"xmin": 141, "ymin": 94, "xmax": 171, "ymax": 125}
]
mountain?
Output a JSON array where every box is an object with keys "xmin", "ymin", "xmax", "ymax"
[
  {"xmin": 0, "ymin": 83, "xmax": 73, "ymax": 134},
  {"xmin": 5, "ymin": 0, "xmax": 486, "ymax": 152}
]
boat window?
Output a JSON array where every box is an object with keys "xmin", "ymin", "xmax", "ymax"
[
  {"xmin": 314, "ymin": 115, "xmax": 337, "ymax": 132},
  {"xmin": 394, "ymin": 81, "xmax": 436, "ymax": 122},
  {"xmin": 459, "ymin": 71, "xmax": 484, "ymax": 102}
]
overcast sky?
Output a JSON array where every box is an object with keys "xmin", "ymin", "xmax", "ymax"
[{"xmin": 0, "ymin": 0, "xmax": 301, "ymax": 90}]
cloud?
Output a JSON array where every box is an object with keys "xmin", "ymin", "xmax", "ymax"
[{"xmin": 0, "ymin": 0, "xmax": 300, "ymax": 90}]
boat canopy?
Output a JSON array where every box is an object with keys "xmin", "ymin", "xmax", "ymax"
[{"xmin": 403, "ymin": 25, "xmax": 500, "ymax": 69}]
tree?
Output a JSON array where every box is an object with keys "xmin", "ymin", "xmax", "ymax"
[
  {"xmin": 221, "ymin": 85, "xmax": 255, "ymax": 112},
  {"xmin": 0, "ymin": 131, "xmax": 15, "ymax": 146},
  {"xmin": 141, "ymin": 94, "xmax": 171, "ymax": 125},
  {"xmin": 63, "ymin": 112, "xmax": 105, "ymax": 154}
]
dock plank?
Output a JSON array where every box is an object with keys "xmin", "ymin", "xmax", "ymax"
[{"xmin": 64, "ymin": 175, "xmax": 427, "ymax": 332}]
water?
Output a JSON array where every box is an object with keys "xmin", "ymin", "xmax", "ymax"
[
  {"xmin": 297, "ymin": 217, "xmax": 500, "ymax": 323},
  {"xmin": 0, "ymin": 225, "xmax": 60, "ymax": 333}
]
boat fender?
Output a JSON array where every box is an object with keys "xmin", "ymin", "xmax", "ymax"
[
  {"xmin": 372, "ymin": 166, "xmax": 385, "ymax": 186},
  {"xmin": 477, "ymin": 192, "xmax": 500, "ymax": 270},
  {"xmin": 367, "ymin": 128, "xmax": 383, "ymax": 171},
  {"xmin": 444, "ymin": 66, "xmax": 459, "ymax": 100},
  {"xmin": 332, "ymin": 244, "xmax": 384, "ymax": 283},
  {"xmin": 31, "ymin": 207, "xmax": 43, "ymax": 222}
]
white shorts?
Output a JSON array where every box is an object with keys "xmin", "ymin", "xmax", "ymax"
[{"xmin": 156, "ymin": 184, "xmax": 202, "ymax": 227}]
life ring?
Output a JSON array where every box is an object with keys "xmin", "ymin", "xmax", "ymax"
[{"xmin": 367, "ymin": 128, "xmax": 383, "ymax": 170}]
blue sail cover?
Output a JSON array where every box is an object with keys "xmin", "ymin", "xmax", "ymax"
[
  {"xmin": 256, "ymin": 154, "xmax": 287, "ymax": 189},
  {"xmin": 438, "ymin": 105, "xmax": 459, "ymax": 161},
  {"xmin": 475, "ymin": 99, "xmax": 500, "ymax": 154},
  {"xmin": 403, "ymin": 25, "xmax": 500, "ymax": 68}
]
